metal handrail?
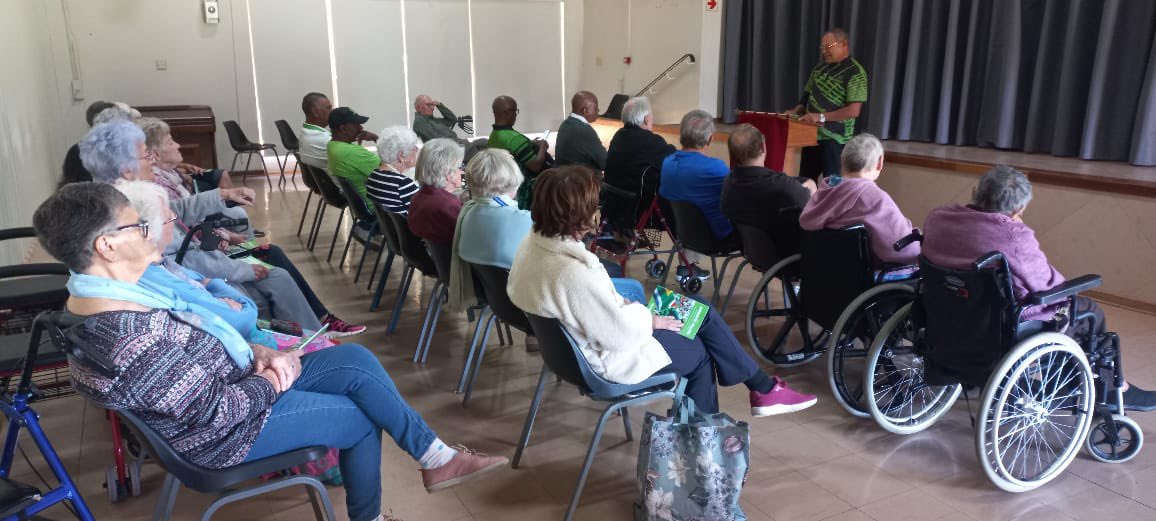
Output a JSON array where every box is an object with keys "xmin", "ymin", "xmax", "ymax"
[{"xmin": 634, "ymin": 53, "xmax": 696, "ymax": 97}]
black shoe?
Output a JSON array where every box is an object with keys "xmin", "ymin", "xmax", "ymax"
[
  {"xmin": 1122, "ymin": 386, "xmax": 1156, "ymax": 412},
  {"xmin": 676, "ymin": 264, "xmax": 710, "ymax": 280}
]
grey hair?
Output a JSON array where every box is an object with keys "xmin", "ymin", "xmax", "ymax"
[
  {"xmin": 137, "ymin": 117, "xmax": 171, "ymax": 153},
  {"xmin": 376, "ymin": 126, "xmax": 422, "ymax": 166},
  {"xmin": 92, "ymin": 102, "xmax": 136, "ymax": 126},
  {"xmin": 466, "ymin": 149, "xmax": 523, "ymax": 198},
  {"xmin": 32, "ymin": 182, "xmax": 130, "ymax": 272},
  {"xmin": 621, "ymin": 96, "xmax": 651, "ymax": 127},
  {"xmin": 80, "ymin": 121, "xmax": 146, "ymax": 183},
  {"xmin": 115, "ymin": 181, "xmax": 170, "ymax": 246},
  {"xmin": 679, "ymin": 109, "xmax": 715, "ymax": 149},
  {"xmin": 840, "ymin": 133, "xmax": 884, "ymax": 173},
  {"xmin": 415, "ymin": 138, "xmax": 464, "ymax": 188},
  {"xmin": 972, "ymin": 165, "xmax": 1032, "ymax": 215}
]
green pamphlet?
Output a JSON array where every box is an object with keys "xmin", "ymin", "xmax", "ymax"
[
  {"xmin": 238, "ymin": 255, "xmax": 275, "ymax": 270},
  {"xmin": 646, "ymin": 285, "xmax": 708, "ymax": 339},
  {"xmin": 226, "ymin": 239, "xmax": 260, "ymax": 256}
]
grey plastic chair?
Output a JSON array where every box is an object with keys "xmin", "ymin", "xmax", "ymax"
[{"xmin": 515, "ymin": 313, "xmax": 685, "ymax": 521}]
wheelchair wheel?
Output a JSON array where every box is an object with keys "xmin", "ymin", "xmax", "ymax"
[
  {"xmin": 105, "ymin": 465, "xmax": 123, "ymax": 503},
  {"xmin": 977, "ymin": 333, "xmax": 1094, "ymax": 492},
  {"xmin": 745, "ymin": 254, "xmax": 826, "ymax": 367},
  {"xmin": 828, "ymin": 283, "xmax": 915, "ymax": 418},
  {"xmin": 682, "ymin": 276, "xmax": 703, "ymax": 295},
  {"xmin": 1086, "ymin": 414, "xmax": 1143, "ymax": 464},
  {"xmin": 128, "ymin": 459, "xmax": 143, "ymax": 497},
  {"xmin": 645, "ymin": 259, "xmax": 667, "ymax": 279},
  {"xmin": 865, "ymin": 304, "xmax": 961, "ymax": 434}
]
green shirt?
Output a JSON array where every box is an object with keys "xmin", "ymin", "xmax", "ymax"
[
  {"xmin": 327, "ymin": 140, "xmax": 381, "ymax": 206},
  {"xmin": 413, "ymin": 104, "xmax": 458, "ymax": 142},
  {"xmin": 488, "ymin": 125, "xmax": 539, "ymax": 209},
  {"xmin": 801, "ymin": 57, "xmax": 868, "ymax": 144}
]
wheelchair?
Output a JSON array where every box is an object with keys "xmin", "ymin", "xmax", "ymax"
[
  {"xmin": 745, "ymin": 217, "xmax": 918, "ymax": 417},
  {"xmin": 863, "ymin": 253, "xmax": 1140, "ymax": 492}
]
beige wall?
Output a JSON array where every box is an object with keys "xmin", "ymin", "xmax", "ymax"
[{"xmin": 878, "ymin": 163, "xmax": 1156, "ymax": 308}]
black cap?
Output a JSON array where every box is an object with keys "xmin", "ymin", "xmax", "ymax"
[{"xmin": 328, "ymin": 107, "xmax": 369, "ymax": 129}]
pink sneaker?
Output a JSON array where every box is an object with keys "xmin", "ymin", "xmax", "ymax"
[
  {"xmin": 322, "ymin": 314, "xmax": 367, "ymax": 338},
  {"xmin": 750, "ymin": 379, "xmax": 817, "ymax": 417},
  {"xmin": 421, "ymin": 446, "xmax": 509, "ymax": 492}
]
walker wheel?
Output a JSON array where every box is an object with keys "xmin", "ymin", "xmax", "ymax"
[
  {"xmin": 104, "ymin": 465, "xmax": 123, "ymax": 503},
  {"xmin": 129, "ymin": 460, "xmax": 143, "ymax": 497},
  {"xmin": 682, "ymin": 277, "xmax": 703, "ymax": 295},
  {"xmin": 1087, "ymin": 414, "xmax": 1143, "ymax": 463},
  {"xmin": 646, "ymin": 259, "xmax": 667, "ymax": 278}
]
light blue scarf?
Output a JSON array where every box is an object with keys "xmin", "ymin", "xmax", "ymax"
[{"xmin": 67, "ymin": 272, "xmax": 254, "ymax": 368}]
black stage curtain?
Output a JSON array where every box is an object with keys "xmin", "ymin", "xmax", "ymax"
[{"xmin": 721, "ymin": 0, "xmax": 1156, "ymax": 166}]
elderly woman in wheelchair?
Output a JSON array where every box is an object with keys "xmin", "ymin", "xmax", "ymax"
[
  {"xmin": 860, "ymin": 165, "xmax": 1153, "ymax": 492},
  {"xmin": 32, "ymin": 183, "xmax": 508, "ymax": 521},
  {"xmin": 744, "ymin": 133, "xmax": 922, "ymax": 417}
]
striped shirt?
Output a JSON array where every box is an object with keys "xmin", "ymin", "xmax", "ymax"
[
  {"xmin": 801, "ymin": 57, "xmax": 868, "ymax": 144},
  {"xmin": 366, "ymin": 167, "xmax": 419, "ymax": 215}
]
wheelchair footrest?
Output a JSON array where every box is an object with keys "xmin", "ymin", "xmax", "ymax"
[{"xmin": 0, "ymin": 477, "xmax": 43, "ymax": 519}]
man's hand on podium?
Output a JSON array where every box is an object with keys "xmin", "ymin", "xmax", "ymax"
[{"xmin": 800, "ymin": 113, "xmax": 822, "ymax": 125}]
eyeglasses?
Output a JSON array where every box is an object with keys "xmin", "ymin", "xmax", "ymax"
[
  {"xmin": 820, "ymin": 41, "xmax": 841, "ymax": 51},
  {"xmin": 106, "ymin": 220, "xmax": 150, "ymax": 239},
  {"xmin": 162, "ymin": 216, "xmax": 178, "ymax": 226}
]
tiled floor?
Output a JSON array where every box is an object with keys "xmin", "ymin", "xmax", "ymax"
[{"xmin": 16, "ymin": 174, "xmax": 1156, "ymax": 520}]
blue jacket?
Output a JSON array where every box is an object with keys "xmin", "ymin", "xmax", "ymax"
[
  {"xmin": 659, "ymin": 150, "xmax": 733, "ymax": 239},
  {"xmin": 137, "ymin": 262, "xmax": 260, "ymax": 338},
  {"xmin": 457, "ymin": 195, "xmax": 533, "ymax": 269}
]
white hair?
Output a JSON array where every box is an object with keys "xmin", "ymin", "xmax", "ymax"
[
  {"xmin": 115, "ymin": 181, "xmax": 170, "ymax": 246},
  {"xmin": 621, "ymin": 96, "xmax": 651, "ymax": 127},
  {"xmin": 466, "ymin": 149, "xmax": 523, "ymax": 198},
  {"xmin": 376, "ymin": 126, "xmax": 422, "ymax": 167},
  {"xmin": 80, "ymin": 120, "xmax": 146, "ymax": 183},
  {"xmin": 137, "ymin": 117, "xmax": 171, "ymax": 152},
  {"xmin": 679, "ymin": 110, "xmax": 715, "ymax": 149},
  {"xmin": 840, "ymin": 133, "xmax": 884, "ymax": 173},
  {"xmin": 415, "ymin": 138, "xmax": 464, "ymax": 188}
]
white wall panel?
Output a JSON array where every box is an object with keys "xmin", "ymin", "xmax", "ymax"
[
  {"xmin": 248, "ymin": 0, "xmax": 332, "ymax": 144},
  {"xmin": 404, "ymin": 0, "xmax": 474, "ymax": 137},
  {"xmin": 331, "ymin": 0, "xmax": 409, "ymax": 131}
]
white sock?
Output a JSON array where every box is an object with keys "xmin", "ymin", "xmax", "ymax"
[{"xmin": 418, "ymin": 438, "xmax": 458, "ymax": 469}]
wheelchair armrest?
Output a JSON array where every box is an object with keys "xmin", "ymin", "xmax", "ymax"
[
  {"xmin": 893, "ymin": 230, "xmax": 922, "ymax": 252},
  {"xmin": 600, "ymin": 182, "xmax": 637, "ymax": 200},
  {"xmin": 1024, "ymin": 274, "xmax": 1102, "ymax": 306}
]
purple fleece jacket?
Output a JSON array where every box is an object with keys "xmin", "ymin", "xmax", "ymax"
[
  {"xmin": 798, "ymin": 176, "xmax": 920, "ymax": 265},
  {"xmin": 922, "ymin": 204, "xmax": 1065, "ymax": 321}
]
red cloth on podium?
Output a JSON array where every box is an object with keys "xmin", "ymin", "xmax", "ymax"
[{"xmin": 737, "ymin": 112, "xmax": 788, "ymax": 171}]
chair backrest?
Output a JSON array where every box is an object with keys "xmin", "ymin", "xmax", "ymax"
[
  {"xmin": 370, "ymin": 201, "xmax": 403, "ymax": 256},
  {"xmin": 916, "ymin": 253, "xmax": 1018, "ymax": 386},
  {"xmin": 297, "ymin": 162, "xmax": 321, "ymax": 194},
  {"xmin": 221, "ymin": 120, "xmax": 251, "ymax": 150},
  {"xmin": 313, "ymin": 170, "xmax": 349, "ymax": 209},
  {"xmin": 384, "ymin": 212, "xmax": 437, "ymax": 276},
  {"xmin": 668, "ymin": 200, "xmax": 732, "ymax": 255},
  {"xmin": 525, "ymin": 313, "xmax": 629, "ymax": 400},
  {"xmin": 799, "ymin": 226, "xmax": 875, "ymax": 330},
  {"xmin": 733, "ymin": 223, "xmax": 782, "ymax": 272},
  {"xmin": 273, "ymin": 120, "xmax": 300, "ymax": 151},
  {"xmin": 470, "ymin": 264, "xmax": 531, "ymax": 332},
  {"xmin": 424, "ymin": 240, "xmax": 452, "ymax": 284},
  {"xmin": 332, "ymin": 175, "xmax": 374, "ymax": 223}
]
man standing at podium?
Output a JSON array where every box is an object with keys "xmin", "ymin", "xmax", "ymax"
[{"xmin": 788, "ymin": 28, "xmax": 868, "ymax": 182}]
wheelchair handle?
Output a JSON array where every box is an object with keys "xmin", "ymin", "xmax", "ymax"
[
  {"xmin": 174, "ymin": 218, "xmax": 250, "ymax": 265},
  {"xmin": 893, "ymin": 230, "xmax": 923, "ymax": 251}
]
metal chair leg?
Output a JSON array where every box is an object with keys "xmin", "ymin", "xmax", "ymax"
[
  {"xmin": 457, "ymin": 308, "xmax": 494, "ymax": 393},
  {"xmin": 719, "ymin": 259, "xmax": 749, "ymax": 313},
  {"xmin": 413, "ymin": 281, "xmax": 443, "ymax": 362},
  {"xmin": 366, "ymin": 241, "xmax": 385, "ymax": 290},
  {"xmin": 241, "ymin": 151, "xmax": 255, "ymax": 187},
  {"xmin": 327, "ymin": 210, "xmax": 346, "ymax": 263},
  {"xmin": 308, "ymin": 202, "xmax": 327, "ymax": 250},
  {"xmin": 564, "ymin": 403, "xmax": 626, "ymax": 521},
  {"xmin": 711, "ymin": 255, "xmax": 739, "ymax": 306},
  {"xmin": 340, "ymin": 218, "xmax": 359, "ymax": 267},
  {"xmin": 462, "ymin": 315, "xmax": 499, "ymax": 407},
  {"xmin": 419, "ymin": 287, "xmax": 447, "ymax": 364},
  {"xmin": 153, "ymin": 473, "xmax": 180, "ymax": 521},
  {"xmin": 296, "ymin": 191, "xmax": 314, "ymax": 237},
  {"xmin": 353, "ymin": 223, "xmax": 378, "ymax": 283},
  {"xmin": 495, "ymin": 319, "xmax": 507, "ymax": 346},
  {"xmin": 387, "ymin": 265, "xmax": 415, "ymax": 334},
  {"xmin": 512, "ymin": 364, "xmax": 550, "ymax": 468},
  {"xmin": 621, "ymin": 407, "xmax": 633, "ymax": 441},
  {"xmin": 369, "ymin": 252, "xmax": 396, "ymax": 312}
]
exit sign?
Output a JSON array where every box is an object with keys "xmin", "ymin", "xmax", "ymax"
[{"xmin": 706, "ymin": 0, "xmax": 718, "ymax": 11}]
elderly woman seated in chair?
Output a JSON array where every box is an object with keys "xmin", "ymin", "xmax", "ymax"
[
  {"xmin": 922, "ymin": 165, "xmax": 1156, "ymax": 411},
  {"xmin": 506, "ymin": 165, "xmax": 818, "ymax": 416},
  {"xmin": 408, "ymin": 138, "xmax": 466, "ymax": 244},
  {"xmin": 33, "ymin": 183, "xmax": 509, "ymax": 521},
  {"xmin": 799, "ymin": 133, "xmax": 920, "ymax": 268}
]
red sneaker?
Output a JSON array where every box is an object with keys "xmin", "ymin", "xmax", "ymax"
[
  {"xmin": 421, "ymin": 446, "xmax": 509, "ymax": 492},
  {"xmin": 322, "ymin": 314, "xmax": 367, "ymax": 338},
  {"xmin": 750, "ymin": 379, "xmax": 817, "ymax": 417}
]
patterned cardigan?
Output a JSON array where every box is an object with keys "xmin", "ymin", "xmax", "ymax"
[{"xmin": 70, "ymin": 309, "xmax": 277, "ymax": 468}]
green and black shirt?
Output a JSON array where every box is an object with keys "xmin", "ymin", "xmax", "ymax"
[{"xmin": 800, "ymin": 57, "xmax": 868, "ymax": 144}]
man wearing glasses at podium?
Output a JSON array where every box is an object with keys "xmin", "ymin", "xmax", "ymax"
[{"xmin": 786, "ymin": 28, "xmax": 868, "ymax": 183}]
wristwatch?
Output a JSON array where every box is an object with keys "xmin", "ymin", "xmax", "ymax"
[{"xmin": 819, "ymin": 113, "xmax": 826, "ymax": 124}]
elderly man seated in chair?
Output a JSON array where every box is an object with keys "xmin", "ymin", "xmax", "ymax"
[{"xmin": 922, "ymin": 165, "xmax": 1156, "ymax": 411}]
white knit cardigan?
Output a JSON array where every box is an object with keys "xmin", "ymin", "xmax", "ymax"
[{"xmin": 507, "ymin": 232, "xmax": 672, "ymax": 384}]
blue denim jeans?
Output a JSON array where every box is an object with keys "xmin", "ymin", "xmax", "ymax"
[{"xmin": 243, "ymin": 344, "xmax": 437, "ymax": 521}]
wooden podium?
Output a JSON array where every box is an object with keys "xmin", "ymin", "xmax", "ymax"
[{"xmin": 736, "ymin": 111, "xmax": 818, "ymax": 176}]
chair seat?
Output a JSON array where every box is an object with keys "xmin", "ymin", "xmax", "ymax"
[
  {"xmin": 238, "ymin": 143, "xmax": 277, "ymax": 152},
  {"xmin": 583, "ymin": 371, "xmax": 678, "ymax": 402},
  {"xmin": 0, "ymin": 477, "xmax": 41, "ymax": 519},
  {"xmin": 170, "ymin": 445, "xmax": 330, "ymax": 495}
]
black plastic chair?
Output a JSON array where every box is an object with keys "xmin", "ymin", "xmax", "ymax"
[
  {"xmin": 368, "ymin": 201, "xmax": 401, "ymax": 312},
  {"xmin": 332, "ymin": 176, "xmax": 383, "ymax": 285},
  {"xmin": 719, "ymin": 222, "xmax": 784, "ymax": 313},
  {"xmin": 667, "ymin": 200, "xmax": 743, "ymax": 301},
  {"xmin": 458, "ymin": 263, "xmax": 533, "ymax": 406},
  {"xmin": 382, "ymin": 212, "xmax": 439, "ymax": 335},
  {"xmin": 514, "ymin": 314, "xmax": 686, "ymax": 521},
  {"xmin": 309, "ymin": 170, "xmax": 351, "ymax": 262},
  {"xmin": 296, "ymin": 163, "xmax": 326, "ymax": 244},
  {"xmin": 222, "ymin": 120, "xmax": 281, "ymax": 189},
  {"xmin": 799, "ymin": 226, "xmax": 878, "ymax": 332},
  {"xmin": 273, "ymin": 119, "xmax": 300, "ymax": 189},
  {"xmin": 117, "ymin": 409, "xmax": 335, "ymax": 521}
]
